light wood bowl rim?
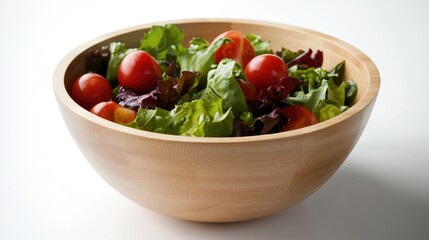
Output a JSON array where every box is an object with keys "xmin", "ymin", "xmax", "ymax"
[{"xmin": 53, "ymin": 18, "xmax": 380, "ymax": 143}]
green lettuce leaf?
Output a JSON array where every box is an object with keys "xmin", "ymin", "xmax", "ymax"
[
  {"xmin": 245, "ymin": 33, "xmax": 272, "ymax": 55},
  {"xmin": 239, "ymin": 111, "xmax": 255, "ymax": 128},
  {"xmin": 283, "ymin": 79, "xmax": 329, "ymax": 111},
  {"xmin": 345, "ymin": 79, "xmax": 358, "ymax": 105},
  {"xmin": 126, "ymin": 91, "xmax": 234, "ymax": 137},
  {"xmin": 126, "ymin": 59, "xmax": 248, "ymax": 137},
  {"xmin": 313, "ymin": 100, "xmax": 342, "ymax": 122},
  {"xmin": 285, "ymin": 62, "xmax": 357, "ymax": 122},
  {"xmin": 187, "ymin": 37, "xmax": 211, "ymax": 53},
  {"xmin": 126, "ymin": 107, "xmax": 170, "ymax": 133},
  {"xmin": 277, "ymin": 48, "xmax": 305, "ymax": 63},
  {"xmin": 106, "ymin": 42, "xmax": 136, "ymax": 85},
  {"xmin": 139, "ymin": 24, "xmax": 184, "ymax": 60},
  {"xmin": 329, "ymin": 60, "xmax": 345, "ymax": 85},
  {"xmin": 205, "ymin": 59, "xmax": 247, "ymax": 115},
  {"xmin": 289, "ymin": 67, "xmax": 329, "ymax": 91},
  {"xmin": 327, "ymin": 77, "xmax": 346, "ymax": 107},
  {"xmin": 171, "ymin": 37, "xmax": 231, "ymax": 79}
]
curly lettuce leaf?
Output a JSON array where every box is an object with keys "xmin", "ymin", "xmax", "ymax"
[
  {"xmin": 276, "ymin": 48, "xmax": 305, "ymax": 63},
  {"xmin": 126, "ymin": 107, "xmax": 170, "ymax": 133},
  {"xmin": 284, "ymin": 61, "xmax": 357, "ymax": 122},
  {"xmin": 126, "ymin": 91, "xmax": 234, "ymax": 137},
  {"xmin": 313, "ymin": 100, "xmax": 342, "ymax": 122},
  {"xmin": 171, "ymin": 37, "xmax": 231, "ymax": 79},
  {"xmin": 284, "ymin": 80, "xmax": 345, "ymax": 123},
  {"xmin": 283, "ymin": 79, "xmax": 329, "ymax": 111},
  {"xmin": 245, "ymin": 34, "xmax": 272, "ymax": 55},
  {"xmin": 327, "ymin": 77, "xmax": 346, "ymax": 107},
  {"xmin": 326, "ymin": 63, "xmax": 357, "ymax": 107},
  {"xmin": 139, "ymin": 24, "xmax": 184, "ymax": 60},
  {"xmin": 187, "ymin": 37, "xmax": 211, "ymax": 53},
  {"xmin": 289, "ymin": 66, "xmax": 329, "ymax": 91},
  {"xmin": 178, "ymin": 92, "xmax": 234, "ymax": 137},
  {"xmin": 205, "ymin": 59, "xmax": 247, "ymax": 115},
  {"xmin": 106, "ymin": 42, "xmax": 136, "ymax": 85}
]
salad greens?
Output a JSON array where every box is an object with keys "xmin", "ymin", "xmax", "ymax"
[
  {"xmin": 276, "ymin": 48, "xmax": 305, "ymax": 63},
  {"xmin": 245, "ymin": 34, "xmax": 272, "ymax": 55},
  {"xmin": 127, "ymin": 91, "xmax": 234, "ymax": 137},
  {"xmin": 126, "ymin": 59, "xmax": 247, "ymax": 137},
  {"xmin": 204, "ymin": 59, "xmax": 248, "ymax": 116},
  {"xmin": 139, "ymin": 23, "xmax": 184, "ymax": 60},
  {"xmin": 88, "ymin": 24, "xmax": 358, "ymax": 137},
  {"xmin": 171, "ymin": 37, "xmax": 230, "ymax": 81},
  {"xmin": 284, "ymin": 61, "xmax": 357, "ymax": 122},
  {"xmin": 116, "ymin": 71, "xmax": 201, "ymax": 111}
]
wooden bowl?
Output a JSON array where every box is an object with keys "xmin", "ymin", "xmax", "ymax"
[{"xmin": 53, "ymin": 19, "xmax": 380, "ymax": 222}]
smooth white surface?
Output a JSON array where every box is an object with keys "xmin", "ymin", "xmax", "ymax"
[{"xmin": 1, "ymin": 0, "xmax": 429, "ymax": 239}]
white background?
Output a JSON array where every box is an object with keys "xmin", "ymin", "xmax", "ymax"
[{"xmin": 1, "ymin": 0, "xmax": 429, "ymax": 239}]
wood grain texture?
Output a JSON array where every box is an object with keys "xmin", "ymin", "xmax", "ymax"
[{"xmin": 53, "ymin": 19, "xmax": 380, "ymax": 222}]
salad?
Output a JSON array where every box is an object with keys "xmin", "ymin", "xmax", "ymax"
[{"xmin": 71, "ymin": 24, "xmax": 357, "ymax": 137}]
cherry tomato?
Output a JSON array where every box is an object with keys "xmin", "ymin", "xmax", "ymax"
[
  {"xmin": 213, "ymin": 31, "xmax": 256, "ymax": 68},
  {"xmin": 244, "ymin": 54, "xmax": 288, "ymax": 92},
  {"xmin": 71, "ymin": 73, "xmax": 113, "ymax": 110},
  {"xmin": 118, "ymin": 50, "xmax": 162, "ymax": 94},
  {"xmin": 90, "ymin": 101, "xmax": 136, "ymax": 124},
  {"xmin": 280, "ymin": 105, "xmax": 318, "ymax": 131}
]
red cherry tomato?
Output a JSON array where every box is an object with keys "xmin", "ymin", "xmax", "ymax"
[
  {"xmin": 90, "ymin": 101, "xmax": 136, "ymax": 124},
  {"xmin": 71, "ymin": 73, "xmax": 113, "ymax": 110},
  {"xmin": 280, "ymin": 105, "xmax": 318, "ymax": 131},
  {"xmin": 118, "ymin": 50, "xmax": 162, "ymax": 94},
  {"xmin": 213, "ymin": 31, "xmax": 256, "ymax": 68},
  {"xmin": 244, "ymin": 54, "xmax": 288, "ymax": 92}
]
